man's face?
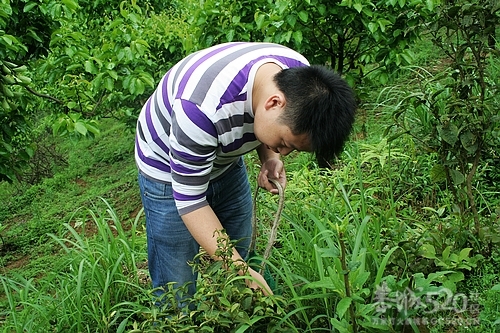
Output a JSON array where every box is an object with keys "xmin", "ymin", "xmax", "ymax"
[
  {"xmin": 252, "ymin": 87, "xmax": 312, "ymax": 156},
  {"xmin": 256, "ymin": 118, "xmax": 312, "ymax": 156}
]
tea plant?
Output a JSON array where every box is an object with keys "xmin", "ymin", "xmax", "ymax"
[
  {"xmin": 131, "ymin": 230, "xmax": 296, "ymax": 332},
  {"xmin": 390, "ymin": 0, "xmax": 500, "ymax": 235}
]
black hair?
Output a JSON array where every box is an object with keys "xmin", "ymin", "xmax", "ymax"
[{"xmin": 274, "ymin": 65, "xmax": 356, "ymax": 166}]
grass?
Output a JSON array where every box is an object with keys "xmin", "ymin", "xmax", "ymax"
[
  {"xmin": 1, "ymin": 199, "xmax": 149, "ymax": 332},
  {"xmin": 0, "ymin": 120, "xmax": 141, "ymax": 276}
]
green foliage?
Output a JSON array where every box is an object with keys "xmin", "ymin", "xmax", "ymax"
[
  {"xmin": 35, "ymin": 2, "xmax": 187, "ymax": 120},
  {"xmin": 0, "ymin": 0, "xmax": 77, "ymax": 182},
  {"xmin": 1, "ymin": 2, "xmax": 499, "ymax": 331},
  {"xmin": 260, "ymin": 0, "xmax": 436, "ymax": 83},
  {"xmin": 133, "ymin": 232, "xmax": 293, "ymax": 332},
  {"xmin": 1, "ymin": 199, "xmax": 149, "ymax": 332},
  {"xmin": 0, "ymin": 120, "xmax": 137, "ymax": 255},
  {"xmin": 5, "ymin": 0, "xmax": 75, "ymax": 59},
  {"xmin": 185, "ymin": 0, "xmax": 269, "ymax": 48},
  {"xmin": 187, "ymin": 0, "xmax": 439, "ymax": 88},
  {"xmin": 389, "ymin": 0, "xmax": 500, "ymax": 236},
  {"xmin": 420, "ymin": 244, "xmax": 482, "ymax": 271},
  {"xmin": 1, "ymin": 118, "xmax": 497, "ymax": 332},
  {"xmin": 0, "ymin": 0, "xmax": 190, "ymax": 182}
]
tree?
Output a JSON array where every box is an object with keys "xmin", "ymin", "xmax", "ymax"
[
  {"xmin": 391, "ymin": 0, "xmax": 500, "ymax": 235},
  {"xmin": 0, "ymin": 0, "xmax": 190, "ymax": 182},
  {"xmin": 188, "ymin": 0, "xmax": 436, "ymax": 87},
  {"xmin": 0, "ymin": 0, "xmax": 75, "ymax": 182}
]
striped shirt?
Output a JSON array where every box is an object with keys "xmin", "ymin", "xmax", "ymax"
[{"xmin": 135, "ymin": 42, "xmax": 309, "ymax": 215}]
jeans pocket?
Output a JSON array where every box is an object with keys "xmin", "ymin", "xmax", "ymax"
[
  {"xmin": 139, "ymin": 173, "xmax": 173, "ymax": 200},
  {"xmin": 235, "ymin": 156, "xmax": 245, "ymax": 169}
]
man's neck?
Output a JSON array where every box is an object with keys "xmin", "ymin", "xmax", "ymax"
[{"xmin": 252, "ymin": 62, "xmax": 282, "ymax": 113}]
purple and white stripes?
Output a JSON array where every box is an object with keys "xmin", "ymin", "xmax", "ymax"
[{"xmin": 135, "ymin": 42, "xmax": 309, "ymax": 215}]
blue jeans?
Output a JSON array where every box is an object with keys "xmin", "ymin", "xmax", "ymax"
[{"xmin": 138, "ymin": 158, "xmax": 253, "ymax": 299}]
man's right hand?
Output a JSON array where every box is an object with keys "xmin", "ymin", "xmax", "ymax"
[{"xmin": 246, "ymin": 266, "xmax": 273, "ymax": 296}]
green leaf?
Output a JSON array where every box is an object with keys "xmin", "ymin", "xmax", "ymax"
[
  {"xmin": 374, "ymin": 246, "xmax": 399, "ymax": 287},
  {"xmin": 353, "ymin": 271, "xmax": 370, "ymax": 288},
  {"xmin": 460, "ymin": 131, "xmax": 478, "ymax": 153},
  {"xmin": 331, "ymin": 318, "xmax": 351, "ymax": 333},
  {"xmin": 132, "ymin": 39, "xmax": 149, "ymax": 56},
  {"xmin": 400, "ymin": 51, "xmax": 414, "ymax": 64},
  {"xmin": 306, "ymin": 278, "xmax": 341, "ymax": 292},
  {"xmin": 84, "ymin": 60, "xmax": 97, "ymax": 74},
  {"xmin": 2, "ymin": 85, "xmax": 14, "ymax": 97},
  {"xmin": 128, "ymin": 77, "xmax": 136, "ymax": 94},
  {"xmin": 1, "ymin": 35, "xmax": 13, "ymax": 46},
  {"xmin": 426, "ymin": 0, "xmax": 435, "ymax": 11},
  {"xmin": 368, "ymin": 22, "xmax": 378, "ymax": 33},
  {"xmin": 219, "ymin": 296, "xmax": 231, "ymax": 307},
  {"xmin": 377, "ymin": 19, "xmax": 392, "ymax": 32},
  {"xmin": 379, "ymin": 72, "xmax": 388, "ymax": 85},
  {"xmin": 0, "ymin": 2, "xmax": 12, "ymax": 17},
  {"xmin": 362, "ymin": 6, "xmax": 373, "ymax": 16},
  {"xmin": 448, "ymin": 271, "xmax": 464, "ymax": 283},
  {"xmin": 318, "ymin": 247, "xmax": 339, "ymax": 258},
  {"xmin": 458, "ymin": 248, "xmax": 472, "ymax": 261},
  {"xmin": 23, "ymin": 2, "xmax": 37, "ymax": 12},
  {"xmin": 437, "ymin": 123, "xmax": 459, "ymax": 146},
  {"xmin": 104, "ymin": 77, "xmax": 114, "ymax": 91},
  {"xmin": 86, "ymin": 123, "xmax": 100, "ymax": 136},
  {"xmin": 69, "ymin": 113, "xmax": 81, "ymax": 122},
  {"xmin": 226, "ymin": 29, "xmax": 235, "ymax": 42},
  {"xmin": 66, "ymin": 64, "xmax": 81, "ymax": 71},
  {"xmin": 106, "ymin": 70, "xmax": 118, "ymax": 80},
  {"xmin": 116, "ymin": 318, "xmax": 128, "ymax": 333},
  {"xmin": 336, "ymin": 297, "xmax": 352, "ymax": 319},
  {"xmin": 1, "ymin": 142, "xmax": 12, "ymax": 153},
  {"xmin": 75, "ymin": 121, "xmax": 87, "ymax": 136},
  {"xmin": 67, "ymin": 101, "xmax": 78, "ymax": 109},
  {"xmin": 17, "ymin": 75, "xmax": 31, "ymax": 85},
  {"xmin": 430, "ymin": 164, "xmax": 447, "ymax": 183},
  {"xmin": 298, "ymin": 11, "xmax": 308, "ymax": 23},
  {"xmin": 285, "ymin": 14, "xmax": 297, "ymax": 27},
  {"xmin": 134, "ymin": 78, "xmax": 145, "ymax": 95},
  {"xmin": 450, "ymin": 169, "xmax": 465, "ymax": 185},
  {"xmin": 318, "ymin": 4, "xmax": 326, "ymax": 15},
  {"xmin": 62, "ymin": 0, "xmax": 79, "ymax": 11},
  {"xmin": 52, "ymin": 118, "xmax": 67, "ymax": 136},
  {"xmin": 255, "ymin": 13, "xmax": 266, "ymax": 29},
  {"xmin": 93, "ymin": 73, "xmax": 103, "ymax": 90},
  {"xmin": 420, "ymin": 244, "xmax": 436, "ymax": 259},
  {"xmin": 442, "ymin": 246, "xmax": 451, "ymax": 261},
  {"xmin": 292, "ymin": 30, "xmax": 303, "ymax": 44},
  {"xmin": 353, "ymin": 3, "xmax": 363, "ymax": 13},
  {"xmin": 283, "ymin": 30, "xmax": 292, "ymax": 43}
]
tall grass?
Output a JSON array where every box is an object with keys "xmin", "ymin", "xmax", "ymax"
[
  {"xmin": 261, "ymin": 143, "xmax": 402, "ymax": 332},
  {"xmin": 0, "ymin": 198, "xmax": 149, "ymax": 332},
  {"xmin": 2, "ymin": 134, "xmax": 495, "ymax": 332},
  {"xmin": 256, "ymin": 136, "xmax": 491, "ymax": 332}
]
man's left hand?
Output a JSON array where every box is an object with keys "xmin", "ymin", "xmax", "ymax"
[{"xmin": 258, "ymin": 158, "xmax": 286, "ymax": 194}]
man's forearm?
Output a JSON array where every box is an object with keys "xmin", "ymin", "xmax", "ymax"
[
  {"xmin": 181, "ymin": 201, "xmax": 272, "ymax": 295},
  {"xmin": 182, "ymin": 205, "xmax": 244, "ymax": 263}
]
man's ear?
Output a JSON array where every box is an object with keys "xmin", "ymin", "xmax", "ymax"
[{"xmin": 264, "ymin": 93, "xmax": 286, "ymax": 111}]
